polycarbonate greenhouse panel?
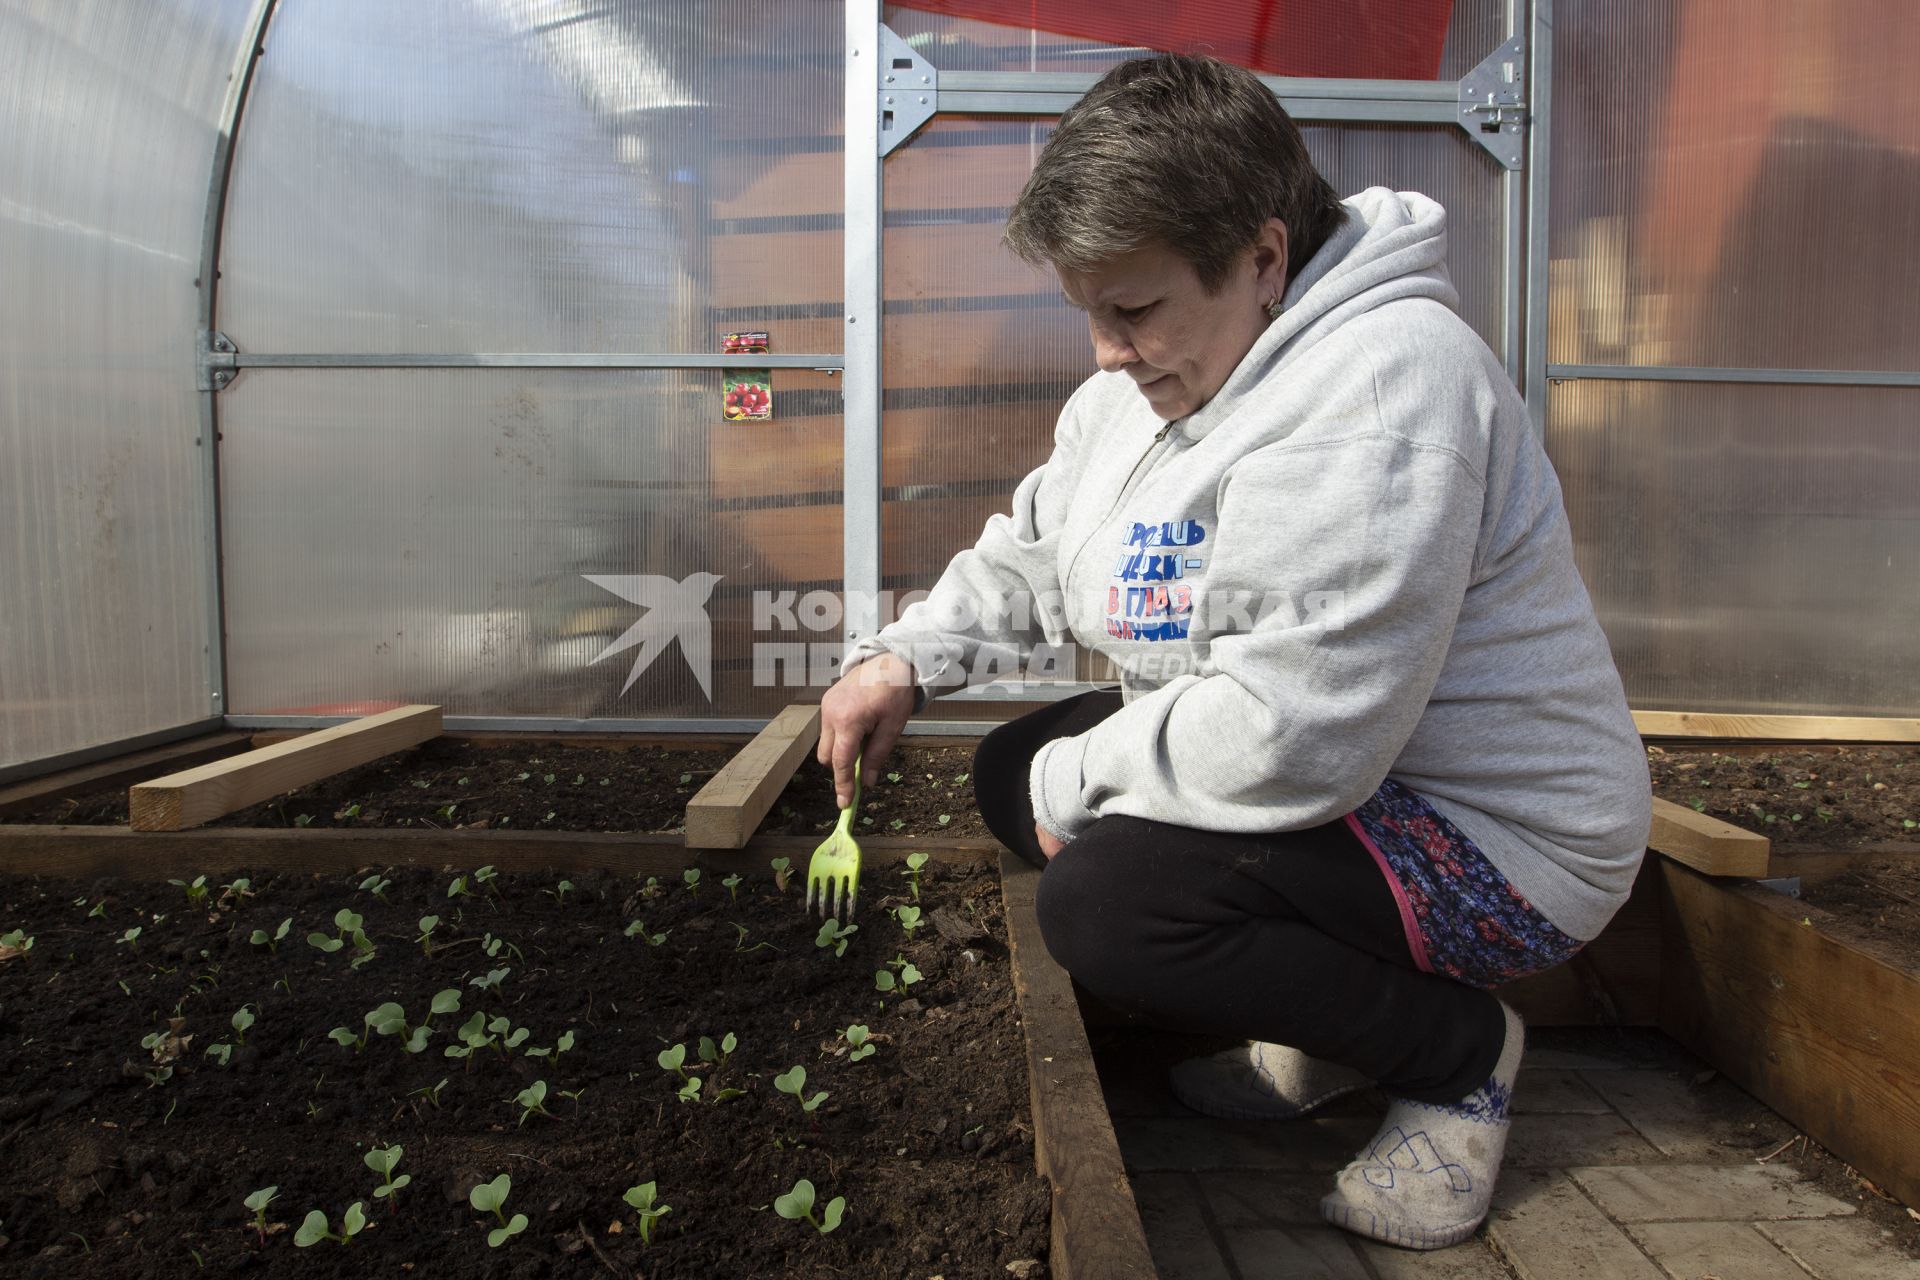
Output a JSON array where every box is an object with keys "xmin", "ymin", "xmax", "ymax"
[
  {"xmin": 1549, "ymin": 378, "xmax": 1920, "ymax": 717},
  {"xmin": 875, "ymin": 117, "xmax": 1507, "ymax": 615},
  {"xmin": 217, "ymin": 370, "xmax": 842, "ymax": 721},
  {"xmin": 1550, "ymin": 0, "xmax": 1920, "ymax": 372},
  {"xmin": 217, "ymin": 0, "xmax": 843, "ymax": 356},
  {"xmin": 0, "ymin": 0, "xmax": 255, "ymax": 772}
]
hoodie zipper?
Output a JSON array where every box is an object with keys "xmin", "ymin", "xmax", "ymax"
[{"xmin": 1061, "ymin": 419, "xmax": 1178, "ymax": 614}]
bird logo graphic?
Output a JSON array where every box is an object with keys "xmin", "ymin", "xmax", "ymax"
[{"xmin": 582, "ymin": 573, "xmax": 724, "ymax": 700}]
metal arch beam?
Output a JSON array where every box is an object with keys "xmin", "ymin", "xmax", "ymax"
[
  {"xmin": 1524, "ymin": 0, "xmax": 1555, "ymax": 432},
  {"xmin": 1546, "ymin": 363, "xmax": 1920, "ymax": 388},
  {"xmin": 194, "ymin": 0, "xmax": 280, "ymax": 720},
  {"xmin": 205, "ymin": 350, "xmax": 845, "ymax": 374}
]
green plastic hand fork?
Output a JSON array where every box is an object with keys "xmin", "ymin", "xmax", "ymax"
[{"xmin": 807, "ymin": 756, "xmax": 862, "ymax": 918}]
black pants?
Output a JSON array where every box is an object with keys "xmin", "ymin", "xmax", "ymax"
[{"xmin": 974, "ymin": 691, "xmax": 1505, "ymax": 1103}]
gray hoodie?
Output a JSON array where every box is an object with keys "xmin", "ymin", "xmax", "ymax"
[{"xmin": 844, "ymin": 188, "xmax": 1652, "ymax": 941}]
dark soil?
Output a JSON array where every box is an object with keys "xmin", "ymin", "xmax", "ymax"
[
  {"xmin": 4, "ymin": 740, "xmax": 990, "ymax": 841},
  {"xmin": 1647, "ymin": 745, "xmax": 1920, "ymax": 969},
  {"xmin": 1646, "ymin": 745, "xmax": 1920, "ymax": 850},
  {"xmin": 0, "ymin": 862, "xmax": 1049, "ymax": 1278},
  {"xmin": 1796, "ymin": 859, "xmax": 1920, "ymax": 968}
]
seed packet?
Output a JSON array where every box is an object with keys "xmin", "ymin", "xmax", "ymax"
[{"xmin": 722, "ymin": 332, "xmax": 772, "ymax": 421}]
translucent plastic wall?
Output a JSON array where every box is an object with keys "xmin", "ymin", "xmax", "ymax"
[
  {"xmin": 1547, "ymin": 0, "xmax": 1920, "ymax": 715},
  {"xmin": 0, "ymin": 0, "xmax": 255, "ymax": 772},
  {"xmin": 877, "ymin": 2, "xmax": 1512, "ymax": 708},
  {"xmin": 215, "ymin": 0, "xmax": 843, "ymax": 721}
]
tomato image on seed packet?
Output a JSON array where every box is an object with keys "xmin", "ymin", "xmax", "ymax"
[{"xmin": 723, "ymin": 372, "xmax": 772, "ymax": 421}]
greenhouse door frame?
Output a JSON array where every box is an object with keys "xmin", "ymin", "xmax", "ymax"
[{"xmin": 840, "ymin": 0, "xmax": 1555, "ymax": 710}]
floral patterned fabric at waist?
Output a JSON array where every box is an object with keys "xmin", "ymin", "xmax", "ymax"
[{"xmin": 1343, "ymin": 779, "xmax": 1582, "ymax": 989}]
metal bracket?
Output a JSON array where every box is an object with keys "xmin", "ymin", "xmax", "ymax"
[
  {"xmin": 1458, "ymin": 35, "xmax": 1528, "ymax": 170},
  {"xmin": 198, "ymin": 330, "xmax": 238, "ymax": 392},
  {"xmin": 877, "ymin": 24, "xmax": 937, "ymax": 157}
]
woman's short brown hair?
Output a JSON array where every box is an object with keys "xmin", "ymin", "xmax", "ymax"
[{"xmin": 1004, "ymin": 53, "xmax": 1346, "ymax": 292}]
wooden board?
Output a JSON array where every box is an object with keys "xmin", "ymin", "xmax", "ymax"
[
  {"xmin": 685, "ymin": 705, "xmax": 821, "ymax": 849},
  {"xmin": 1000, "ymin": 852, "xmax": 1157, "ymax": 1279},
  {"xmin": 0, "ymin": 732, "xmax": 253, "ymax": 818},
  {"xmin": 1635, "ymin": 710, "xmax": 1920, "ymax": 743},
  {"xmin": 1658, "ymin": 860, "xmax": 1920, "ymax": 1211},
  {"xmin": 128, "ymin": 706, "xmax": 443, "ymax": 832},
  {"xmin": 0, "ymin": 825, "xmax": 1001, "ymax": 881},
  {"xmin": 1647, "ymin": 795, "xmax": 1771, "ymax": 876}
]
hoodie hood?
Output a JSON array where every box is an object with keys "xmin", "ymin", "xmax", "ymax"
[{"xmin": 1182, "ymin": 187, "xmax": 1458, "ymax": 440}]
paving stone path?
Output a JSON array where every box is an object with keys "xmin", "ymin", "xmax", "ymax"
[{"xmin": 1093, "ymin": 1027, "xmax": 1919, "ymax": 1280}]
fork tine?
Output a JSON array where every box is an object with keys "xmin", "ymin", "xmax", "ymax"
[{"xmin": 843, "ymin": 877, "xmax": 857, "ymax": 918}]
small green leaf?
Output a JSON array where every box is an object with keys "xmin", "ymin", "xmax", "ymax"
[
  {"xmin": 773, "ymin": 1178, "xmax": 816, "ymax": 1220},
  {"xmin": 820, "ymin": 1195, "xmax": 846, "ymax": 1232},
  {"xmin": 470, "ymin": 1174, "xmax": 510, "ymax": 1214},
  {"xmin": 293, "ymin": 1210, "xmax": 329, "ymax": 1247}
]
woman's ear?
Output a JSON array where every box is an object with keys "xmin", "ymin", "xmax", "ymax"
[{"xmin": 1253, "ymin": 217, "xmax": 1290, "ymax": 297}]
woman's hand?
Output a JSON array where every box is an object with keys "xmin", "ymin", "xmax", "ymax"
[
  {"xmin": 1035, "ymin": 824, "xmax": 1068, "ymax": 860},
  {"xmin": 818, "ymin": 650, "xmax": 918, "ymax": 808}
]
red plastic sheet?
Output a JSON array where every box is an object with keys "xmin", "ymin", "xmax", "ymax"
[{"xmin": 903, "ymin": 0, "xmax": 1456, "ymax": 79}]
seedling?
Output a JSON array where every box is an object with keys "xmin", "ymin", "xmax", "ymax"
[
  {"xmin": 698, "ymin": 1032, "xmax": 737, "ymax": 1070},
  {"xmin": 416, "ymin": 915, "xmax": 439, "ymax": 955},
  {"xmin": 328, "ymin": 1012, "xmax": 376, "ymax": 1053},
  {"xmin": 543, "ymin": 879, "xmax": 573, "ymax": 904},
  {"xmin": 293, "ymin": 814, "xmax": 314, "ymax": 828},
  {"xmin": 937, "ymin": 813, "xmax": 952, "ymax": 826},
  {"xmin": 469, "ymin": 967, "xmax": 510, "ymax": 995},
  {"xmin": 473, "ymin": 865, "xmax": 500, "ymax": 895},
  {"xmin": 773, "ymin": 1065, "xmax": 827, "ymax": 1112},
  {"xmin": 365, "ymin": 1144, "xmax": 410, "ymax": 1205},
  {"xmin": 730, "ymin": 922, "xmax": 779, "ymax": 954},
  {"xmin": 307, "ymin": 908, "xmax": 370, "ymax": 958},
  {"xmin": 622, "ymin": 1181, "xmax": 671, "ymax": 1245},
  {"xmin": 657, "ymin": 1043, "xmax": 693, "ymax": 1080},
  {"xmin": 840, "ymin": 1024, "xmax": 876, "ymax": 1062},
  {"xmin": 295, "ymin": 1202, "xmax": 366, "ymax": 1247},
  {"xmin": 902, "ymin": 851, "xmax": 929, "ymax": 901},
  {"xmin": 525, "ymin": 1029, "xmax": 576, "ymax": 1062},
  {"xmin": 0, "ymin": 929, "xmax": 33, "ymax": 959},
  {"xmin": 722, "ymin": 873, "xmax": 742, "ymax": 901},
  {"xmin": 773, "ymin": 1178, "xmax": 845, "ymax": 1234},
  {"xmin": 244, "ymin": 1186, "xmax": 278, "ymax": 1244},
  {"xmin": 168, "ymin": 875, "xmax": 209, "ymax": 906},
  {"xmin": 88, "ymin": 900, "xmax": 107, "ymax": 918},
  {"xmin": 470, "ymin": 1174, "xmax": 527, "ymax": 1247},
  {"xmin": 117, "ymin": 927, "xmax": 142, "ymax": 949},
  {"xmin": 815, "ymin": 918, "xmax": 857, "ymax": 957},
  {"xmin": 682, "ymin": 867, "xmax": 702, "ymax": 895},
  {"xmin": 205, "ymin": 1043, "xmax": 233, "ymax": 1067},
  {"xmin": 874, "ymin": 960, "xmax": 922, "ymax": 993},
  {"xmin": 249, "ymin": 918, "xmax": 291, "ymax": 953},
  {"xmin": 513, "ymin": 1080, "xmax": 554, "ymax": 1126},
  {"xmin": 893, "ymin": 905, "xmax": 924, "ymax": 937},
  {"xmin": 357, "ymin": 875, "xmax": 392, "ymax": 904},
  {"xmin": 231, "ymin": 1005, "xmax": 256, "ymax": 1045},
  {"xmin": 447, "ymin": 875, "xmax": 472, "ymax": 899},
  {"xmin": 400, "ymin": 1083, "xmax": 442, "ymax": 1117},
  {"xmin": 770, "ymin": 856, "xmax": 792, "ymax": 892},
  {"xmin": 624, "ymin": 920, "xmax": 669, "ymax": 946},
  {"xmin": 218, "ymin": 877, "xmax": 253, "ymax": 904}
]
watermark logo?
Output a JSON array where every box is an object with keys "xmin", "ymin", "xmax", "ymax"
[{"xmin": 582, "ymin": 573, "xmax": 723, "ymax": 699}]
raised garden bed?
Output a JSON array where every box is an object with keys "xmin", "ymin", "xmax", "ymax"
[
  {"xmin": 2, "ymin": 737, "xmax": 989, "ymax": 843},
  {"xmin": 0, "ymin": 728, "xmax": 1155, "ymax": 1278}
]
